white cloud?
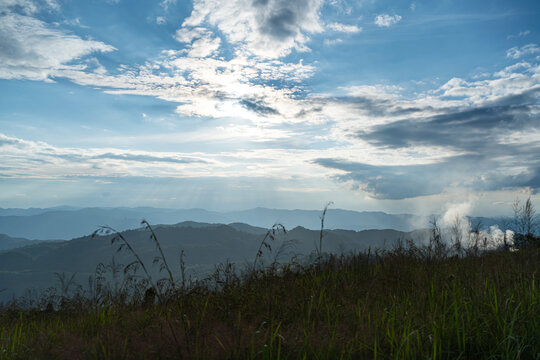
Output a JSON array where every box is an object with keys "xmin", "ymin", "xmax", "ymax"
[
  {"xmin": 327, "ymin": 22, "xmax": 362, "ymax": 33},
  {"xmin": 506, "ymin": 44, "xmax": 540, "ymax": 59},
  {"xmin": 324, "ymin": 38, "xmax": 343, "ymax": 46},
  {"xmin": 374, "ymin": 14, "xmax": 402, "ymax": 27},
  {"xmin": 0, "ymin": 133, "xmax": 336, "ymax": 181},
  {"xmin": 507, "ymin": 30, "xmax": 531, "ymax": 40},
  {"xmin": 0, "ymin": 12, "xmax": 115, "ymax": 81},
  {"xmin": 180, "ymin": 0, "xmax": 324, "ymax": 58},
  {"xmin": 187, "ymin": 35, "xmax": 221, "ymax": 57},
  {"xmin": 0, "ymin": 0, "xmax": 59, "ymax": 14},
  {"xmin": 160, "ymin": 0, "xmax": 176, "ymax": 10},
  {"xmin": 175, "ymin": 27, "xmax": 210, "ymax": 43},
  {"xmin": 156, "ymin": 16, "xmax": 166, "ymax": 25},
  {"xmin": 437, "ymin": 62, "xmax": 540, "ymax": 104}
]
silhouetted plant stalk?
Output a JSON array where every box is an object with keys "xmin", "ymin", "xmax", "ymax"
[
  {"xmin": 317, "ymin": 201, "xmax": 333, "ymax": 259},
  {"xmin": 179, "ymin": 249, "xmax": 187, "ymax": 291},
  {"xmin": 141, "ymin": 220, "xmax": 176, "ymax": 290},
  {"xmin": 253, "ymin": 223, "xmax": 286, "ymax": 272},
  {"xmin": 92, "ymin": 225, "xmax": 182, "ymax": 353}
]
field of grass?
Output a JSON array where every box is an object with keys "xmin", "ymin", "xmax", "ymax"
[{"xmin": 0, "ymin": 238, "xmax": 538, "ymax": 359}]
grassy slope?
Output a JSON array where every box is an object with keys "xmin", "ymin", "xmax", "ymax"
[{"xmin": 0, "ymin": 248, "xmax": 538, "ymax": 359}]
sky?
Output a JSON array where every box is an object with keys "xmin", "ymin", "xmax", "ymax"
[{"xmin": 0, "ymin": 0, "xmax": 539, "ymax": 216}]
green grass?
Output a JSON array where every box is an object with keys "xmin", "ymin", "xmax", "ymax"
[{"xmin": 0, "ymin": 245, "xmax": 538, "ymax": 359}]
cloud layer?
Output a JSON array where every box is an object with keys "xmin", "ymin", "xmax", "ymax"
[{"xmin": 0, "ymin": 0, "xmax": 539, "ymax": 207}]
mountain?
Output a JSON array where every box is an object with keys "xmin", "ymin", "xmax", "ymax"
[
  {"xmin": 0, "ymin": 206, "xmax": 82, "ymax": 217},
  {"xmin": 0, "ymin": 221, "xmax": 416, "ymax": 301},
  {"xmin": 0, "ymin": 206, "xmax": 424, "ymax": 240},
  {"xmin": 0, "ymin": 234, "xmax": 42, "ymax": 251}
]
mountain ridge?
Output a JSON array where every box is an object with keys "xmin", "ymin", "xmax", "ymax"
[
  {"xmin": 0, "ymin": 221, "xmax": 420, "ymax": 300},
  {"xmin": 0, "ymin": 206, "xmax": 428, "ymax": 240}
]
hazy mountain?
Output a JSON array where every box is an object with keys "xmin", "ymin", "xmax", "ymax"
[
  {"xmin": 0, "ymin": 206, "xmax": 425, "ymax": 240},
  {"xmin": 0, "ymin": 206, "xmax": 82, "ymax": 217},
  {"xmin": 0, "ymin": 221, "xmax": 416, "ymax": 301},
  {"xmin": 0, "ymin": 234, "xmax": 42, "ymax": 251}
]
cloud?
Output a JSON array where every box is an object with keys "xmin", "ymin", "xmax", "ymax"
[
  {"xmin": 327, "ymin": 22, "xmax": 362, "ymax": 33},
  {"xmin": 59, "ymin": 51, "xmax": 316, "ymax": 122},
  {"xmin": 0, "ymin": 133, "xmax": 212, "ymax": 179},
  {"xmin": 0, "ymin": 10, "xmax": 115, "ymax": 81},
  {"xmin": 91, "ymin": 153, "xmax": 206, "ymax": 164},
  {"xmin": 160, "ymin": 0, "xmax": 176, "ymax": 10},
  {"xmin": 187, "ymin": 35, "xmax": 221, "ymax": 57},
  {"xmin": 1, "ymin": 0, "xmax": 538, "ymax": 204},
  {"xmin": 374, "ymin": 14, "xmax": 402, "ymax": 27},
  {"xmin": 314, "ymin": 154, "xmax": 540, "ymax": 200},
  {"xmin": 308, "ymin": 63, "xmax": 540, "ymax": 199},
  {"xmin": 0, "ymin": 0, "xmax": 59, "ymax": 14},
  {"xmin": 356, "ymin": 91, "xmax": 540, "ymax": 152},
  {"xmin": 180, "ymin": 0, "xmax": 324, "ymax": 58},
  {"xmin": 507, "ymin": 30, "xmax": 531, "ymax": 40},
  {"xmin": 0, "ymin": 133, "xmax": 340, "ymax": 187},
  {"xmin": 239, "ymin": 98, "xmax": 280, "ymax": 116},
  {"xmin": 506, "ymin": 44, "xmax": 540, "ymax": 59},
  {"xmin": 324, "ymin": 38, "xmax": 343, "ymax": 46}
]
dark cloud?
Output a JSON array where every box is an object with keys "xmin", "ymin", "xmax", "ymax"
[
  {"xmin": 320, "ymin": 87, "xmax": 540, "ymax": 199},
  {"xmin": 357, "ymin": 89, "xmax": 540, "ymax": 154},
  {"xmin": 314, "ymin": 155, "xmax": 540, "ymax": 200},
  {"xmin": 295, "ymin": 106, "xmax": 323, "ymax": 118},
  {"xmin": 239, "ymin": 98, "xmax": 279, "ymax": 116},
  {"xmin": 0, "ymin": 29, "xmax": 37, "ymax": 63},
  {"xmin": 254, "ymin": 0, "xmax": 318, "ymax": 40},
  {"xmin": 261, "ymin": 8, "xmax": 297, "ymax": 39}
]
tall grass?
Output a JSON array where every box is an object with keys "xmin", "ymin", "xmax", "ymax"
[{"xmin": 1, "ymin": 227, "xmax": 538, "ymax": 359}]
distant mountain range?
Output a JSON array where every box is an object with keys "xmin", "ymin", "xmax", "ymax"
[
  {"xmin": 0, "ymin": 206, "xmax": 430, "ymax": 240},
  {"xmin": 0, "ymin": 221, "xmax": 429, "ymax": 301},
  {"xmin": 0, "ymin": 206, "xmax": 505, "ymax": 241}
]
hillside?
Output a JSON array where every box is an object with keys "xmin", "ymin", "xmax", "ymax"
[
  {"xmin": 0, "ymin": 234, "xmax": 41, "ymax": 251},
  {"xmin": 0, "ymin": 222, "xmax": 417, "ymax": 301}
]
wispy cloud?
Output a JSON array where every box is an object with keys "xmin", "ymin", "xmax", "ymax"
[
  {"xmin": 0, "ymin": 4, "xmax": 115, "ymax": 82},
  {"xmin": 327, "ymin": 22, "xmax": 362, "ymax": 33},
  {"xmin": 507, "ymin": 30, "xmax": 531, "ymax": 39},
  {"xmin": 506, "ymin": 44, "xmax": 540, "ymax": 59},
  {"xmin": 374, "ymin": 14, "xmax": 402, "ymax": 27}
]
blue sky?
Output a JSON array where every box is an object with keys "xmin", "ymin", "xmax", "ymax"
[{"xmin": 0, "ymin": 0, "xmax": 539, "ymax": 216}]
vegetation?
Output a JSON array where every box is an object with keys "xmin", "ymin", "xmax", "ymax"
[
  {"xmin": 511, "ymin": 197, "xmax": 540, "ymax": 249},
  {"xmin": 0, "ymin": 235, "xmax": 538, "ymax": 358},
  {"xmin": 0, "ymin": 200, "xmax": 538, "ymax": 359}
]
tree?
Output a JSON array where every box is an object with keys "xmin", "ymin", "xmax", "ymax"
[{"xmin": 511, "ymin": 197, "xmax": 539, "ymax": 248}]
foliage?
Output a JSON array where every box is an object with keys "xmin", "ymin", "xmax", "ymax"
[
  {"xmin": 0, "ymin": 228, "xmax": 538, "ymax": 359},
  {"xmin": 512, "ymin": 197, "xmax": 540, "ymax": 249}
]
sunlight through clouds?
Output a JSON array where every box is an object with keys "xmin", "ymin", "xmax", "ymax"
[{"xmin": 0, "ymin": 0, "xmax": 538, "ymax": 213}]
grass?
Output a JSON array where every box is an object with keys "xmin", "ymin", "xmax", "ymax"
[{"xmin": 0, "ymin": 236, "xmax": 538, "ymax": 359}]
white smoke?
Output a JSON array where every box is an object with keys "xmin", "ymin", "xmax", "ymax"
[
  {"xmin": 475, "ymin": 226, "xmax": 514, "ymax": 250},
  {"xmin": 429, "ymin": 200, "xmax": 514, "ymax": 252}
]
